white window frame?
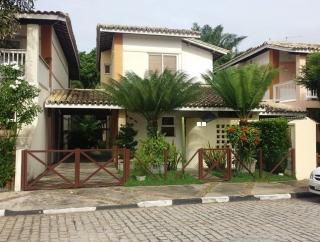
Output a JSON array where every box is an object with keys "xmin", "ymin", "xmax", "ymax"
[
  {"xmin": 161, "ymin": 116, "xmax": 175, "ymax": 137},
  {"xmin": 148, "ymin": 53, "xmax": 177, "ymax": 72}
]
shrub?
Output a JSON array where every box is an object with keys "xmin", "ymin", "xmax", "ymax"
[
  {"xmin": 204, "ymin": 143, "xmax": 226, "ymax": 170},
  {"xmin": 134, "ymin": 134, "xmax": 183, "ymax": 174},
  {"xmin": 252, "ymin": 118, "xmax": 291, "ymax": 173},
  {"xmin": 116, "ymin": 123, "xmax": 138, "ymax": 155},
  {"xmin": 0, "ymin": 63, "xmax": 41, "ymax": 187},
  {"xmin": 226, "ymin": 125, "xmax": 260, "ymax": 172}
]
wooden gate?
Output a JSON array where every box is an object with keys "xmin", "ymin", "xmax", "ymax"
[{"xmin": 21, "ymin": 148, "xmax": 130, "ymax": 190}]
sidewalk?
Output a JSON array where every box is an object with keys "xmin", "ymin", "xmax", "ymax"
[{"xmin": 0, "ymin": 180, "xmax": 309, "ymax": 211}]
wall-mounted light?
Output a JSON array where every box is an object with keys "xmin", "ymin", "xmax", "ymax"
[{"xmin": 197, "ymin": 121, "xmax": 207, "ymax": 127}]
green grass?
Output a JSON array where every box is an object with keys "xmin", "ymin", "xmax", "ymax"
[
  {"xmin": 124, "ymin": 171, "xmax": 202, "ymax": 187},
  {"xmin": 229, "ymin": 170, "xmax": 295, "ymax": 183}
]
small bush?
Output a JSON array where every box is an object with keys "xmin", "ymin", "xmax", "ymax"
[
  {"xmin": 0, "ymin": 138, "xmax": 15, "ymax": 187},
  {"xmin": 134, "ymin": 134, "xmax": 183, "ymax": 174},
  {"xmin": 252, "ymin": 118, "xmax": 291, "ymax": 173}
]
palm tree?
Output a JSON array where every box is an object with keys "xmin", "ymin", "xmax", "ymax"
[
  {"xmin": 202, "ymin": 64, "xmax": 277, "ymax": 125},
  {"xmin": 192, "ymin": 23, "xmax": 246, "ymax": 65},
  {"xmin": 105, "ymin": 69, "xmax": 200, "ymax": 137}
]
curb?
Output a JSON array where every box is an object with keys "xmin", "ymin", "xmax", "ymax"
[{"xmin": 1, "ymin": 191, "xmax": 317, "ymax": 217}]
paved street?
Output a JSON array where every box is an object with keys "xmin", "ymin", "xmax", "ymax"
[{"xmin": 0, "ymin": 197, "xmax": 319, "ymax": 242}]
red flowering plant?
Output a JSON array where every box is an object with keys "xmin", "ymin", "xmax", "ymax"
[{"xmin": 226, "ymin": 125, "xmax": 260, "ymax": 172}]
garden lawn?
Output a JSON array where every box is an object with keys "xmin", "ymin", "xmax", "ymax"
[
  {"xmin": 124, "ymin": 171, "xmax": 202, "ymax": 187},
  {"xmin": 229, "ymin": 170, "xmax": 295, "ymax": 183}
]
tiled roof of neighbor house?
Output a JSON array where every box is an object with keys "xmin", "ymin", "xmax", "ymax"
[
  {"xmin": 45, "ymin": 88, "xmax": 305, "ymax": 114},
  {"xmin": 182, "ymin": 38, "xmax": 229, "ymax": 55},
  {"xmin": 219, "ymin": 41, "xmax": 320, "ymax": 70},
  {"xmin": 98, "ymin": 24, "xmax": 200, "ymax": 38},
  {"xmin": 46, "ymin": 89, "xmax": 117, "ymax": 106},
  {"xmin": 17, "ymin": 11, "xmax": 80, "ymax": 79}
]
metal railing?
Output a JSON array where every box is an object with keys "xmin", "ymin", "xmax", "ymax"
[
  {"xmin": 306, "ymin": 89, "xmax": 317, "ymax": 99},
  {"xmin": 0, "ymin": 49, "xmax": 26, "ymax": 66},
  {"xmin": 273, "ymin": 80, "xmax": 296, "ymax": 102}
]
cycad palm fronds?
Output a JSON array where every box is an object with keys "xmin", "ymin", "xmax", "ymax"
[
  {"xmin": 105, "ymin": 69, "xmax": 200, "ymax": 137},
  {"xmin": 202, "ymin": 64, "xmax": 277, "ymax": 123}
]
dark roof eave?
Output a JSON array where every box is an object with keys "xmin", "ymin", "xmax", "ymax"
[{"xmin": 17, "ymin": 11, "xmax": 80, "ymax": 80}]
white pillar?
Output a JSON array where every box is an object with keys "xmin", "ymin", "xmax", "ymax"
[
  {"xmin": 14, "ymin": 149, "xmax": 24, "ymax": 191},
  {"xmin": 289, "ymin": 117, "xmax": 317, "ymax": 180}
]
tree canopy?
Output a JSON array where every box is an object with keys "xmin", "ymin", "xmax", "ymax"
[
  {"xmin": 105, "ymin": 70, "xmax": 200, "ymax": 137},
  {"xmin": 192, "ymin": 23, "xmax": 246, "ymax": 66},
  {"xmin": 72, "ymin": 49, "xmax": 99, "ymax": 89},
  {"xmin": 0, "ymin": 0, "xmax": 34, "ymax": 40},
  {"xmin": 297, "ymin": 52, "xmax": 320, "ymax": 100},
  {"xmin": 202, "ymin": 64, "xmax": 277, "ymax": 125}
]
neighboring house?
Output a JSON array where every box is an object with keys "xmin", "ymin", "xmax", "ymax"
[
  {"xmin": 218, "ymin": 41, "xmax": 320, "ymax": 152},
  {"xmin": 218, "ymin": 41, "xmax": 320, "ymax": 111},
  {"xmin": 0, "ymin": 11, "xmax": 79, "ymax": 179}
]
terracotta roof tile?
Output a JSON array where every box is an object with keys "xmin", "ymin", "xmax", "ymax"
[
  {"xmin": 45, "ymin": 88, "xmax": 305, "ymax": 114},
  {"xmin": 98, "ymin": 24, "xmax": 200, "ymax": 38}
]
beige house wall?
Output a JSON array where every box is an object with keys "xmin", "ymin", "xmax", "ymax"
[
  {"xmin": 100, "ymin": 50, "xmax": 111, "ymax": 85},
  {"xmin": 289, "ymin": 118, "xmax": 317, "ymax": 180},
  {"xmin": 51, "ymin": 29, "xmax": 69, "ymax": 89}
]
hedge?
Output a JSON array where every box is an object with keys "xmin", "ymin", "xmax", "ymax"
[{"xmin": 252, "ymin": 118, "xmax": 291, "ymax": 173}]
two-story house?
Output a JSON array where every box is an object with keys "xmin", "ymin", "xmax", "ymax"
[
  {"xmin": 218, "ymin": 41, "xmax": 320, "ymax": 112},
  {"xmin": 93, "ymin": 25, "xmax": 304, "ymax": 164},
  {"xmin": 0, "ymin": 11, "xmax": 79, "ymax": 185}
]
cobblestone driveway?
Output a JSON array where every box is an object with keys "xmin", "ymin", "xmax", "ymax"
[{"xmin": 0, "ymin": 198, "xmax": 319, "ymax": 242}]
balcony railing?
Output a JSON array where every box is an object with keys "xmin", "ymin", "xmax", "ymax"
[
  {"xmin": 306, "ymin": 89, "xmax": 317, "ymax": 99},
  {"xmin": 273, "ymin": 80, "xmax": 296, "ymax": 102},
  {"xmin": 0, "ymin": 49, "xmax": 26, "ymax": 66}
]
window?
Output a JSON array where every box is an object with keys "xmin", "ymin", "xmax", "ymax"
[
  {"xmin": 149, "ymin": 54, "xmax": 177, "ymax": 73},
  {"xmin": 104, "ymin": 64, "xmax": 111, "ymax": 74},
  {"xmin": 161, "ymin": 117, "xmax": 175, "ymax": 137}
]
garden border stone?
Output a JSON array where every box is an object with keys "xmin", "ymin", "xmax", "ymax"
[{"xmin": 1, "ymin": 191, "xmax": 317, "ymax": 217}]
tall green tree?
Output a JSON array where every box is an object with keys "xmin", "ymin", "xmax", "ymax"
[
  {"xmin": 0, "ymin": 0, "xmax": 34, "ymax": 40},
  {"xmin": 105, "ymin": 70, "xmax": 200, "ymax": 137},
  {"xmin": 192, "ymin": 23, "xmax": 246, "ymax": 65},
  {"xmin": 297, "ymin": 52, "xmax": 320, "ymax": 99},
  {"xmin": 72, "ymin": 49, "xmax": 99, "ymax": 88},
  {"xmin": 202, "ymin": 64, "xmax": 277, "ymax": 125}
]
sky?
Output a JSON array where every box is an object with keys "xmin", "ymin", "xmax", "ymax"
[{"xmin": 35, "ymin": 0, "xmax": 320, "ymax": 52}]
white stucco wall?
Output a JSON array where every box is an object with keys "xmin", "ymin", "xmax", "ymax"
[
  {"xmin": 51, "ymin": 29, "xmax": 69, "ymax": 89},
  {"xmin": 181, "ymin": 42, "xmax": 213, "ymax": 83},
  {"xmin": 15, "ymin": 24, "xmax": 49, "ymax": 184},
  {"xmin": 185, "ymin": 118, "xmax": 240, "ymax": 168},
  {"xmin": 128, "ymin": 112, "xmax": 183, "ymax": 152},
  {"xmin": 121, "ymin": 34, "xmax": 212, "ymax": 82},
  {"xmin": 289, "ymin": 118, "xmax": 317, "ymax": 180},
  {"xmin": 242, "ymin": 51, "xmax": 269, "ymax": 66}
]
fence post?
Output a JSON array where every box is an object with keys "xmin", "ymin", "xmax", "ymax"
[
  {"xmin": 20, "ymin": 150, "xmax": 27, "ymax": 191},
  {"xmin": 227, "ymin": 148, "xmax": 232, "ymax": 180},
  {"xmin": 291, "ymin": 148, "xmax": 296, "ymax": 177},
  {"xmin": 198, "ymin": 149, "xmax": 203, "ymax": 180},
  {"xmin": 75, "ymin": 149, "xmax": 80, "ymax": 188},
  {"xmin": 123, "ymin": 149, "xmax": 130, "ymax": 183},
  {"xmin": 112, "ymin": 146, "xmax": 118, "ymax": 169},
  {"xmin": 163, "ymin": 149, "xmax": 168, "ymax": 180},
  {"xmin": 259, "ymin": 149, "xmax": 263, "ymax": 178}
]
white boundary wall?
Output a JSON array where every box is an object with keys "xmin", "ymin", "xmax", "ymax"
[{"xmin": 289, "ymin": 117, "xmax": 317, "ymax": 180}]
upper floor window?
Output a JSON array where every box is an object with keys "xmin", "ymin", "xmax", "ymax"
[
  {"xmin": 104, "ymin": 64, "xmax": 111, "ymax": 74},
  {"xmin": 149, "ymin": 54, "xmax": 177, "ymax": 73}
]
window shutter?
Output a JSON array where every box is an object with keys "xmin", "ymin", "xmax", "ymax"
[
  {"xmin": 149, "ymin": 55, "xmax": 162, "ymax": 72},
  {"xmin": 163, "ymin": 55, "xmax": 177, "ymax": 73}
]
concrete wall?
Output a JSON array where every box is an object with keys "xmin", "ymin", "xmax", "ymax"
[
  {"xmin": 128, "ymin": 111, "xmax": 183, "ymax": 152},
  {"xmin": 289, "ymin": 118, "xmax": 317, "ymax": 180},
  {"xmin": 100, "ymin": 50, "xmax": 111, "ymax": 85},
  {"xmin": 51, "ymin": 29, "xmax": 69, "ymax": 89},
  {"xmin": 15, "ymin": 24, "xmax": 49, "ymax": 186},
  {"xmin": 106, "ymin": 34, "xmax": 214, "ymax": 83}
]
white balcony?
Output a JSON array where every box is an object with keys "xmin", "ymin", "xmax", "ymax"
[
  {"xmin": 306, "ymin": 89, "xmax": 317, "ymax": 100},
  {"xmin": 273, "ymin": 80, "xmax": 296, "ymax": 102},
  {"xmin": 0, "ymin": 49, "xmax": 26, "ymax": 66}
]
